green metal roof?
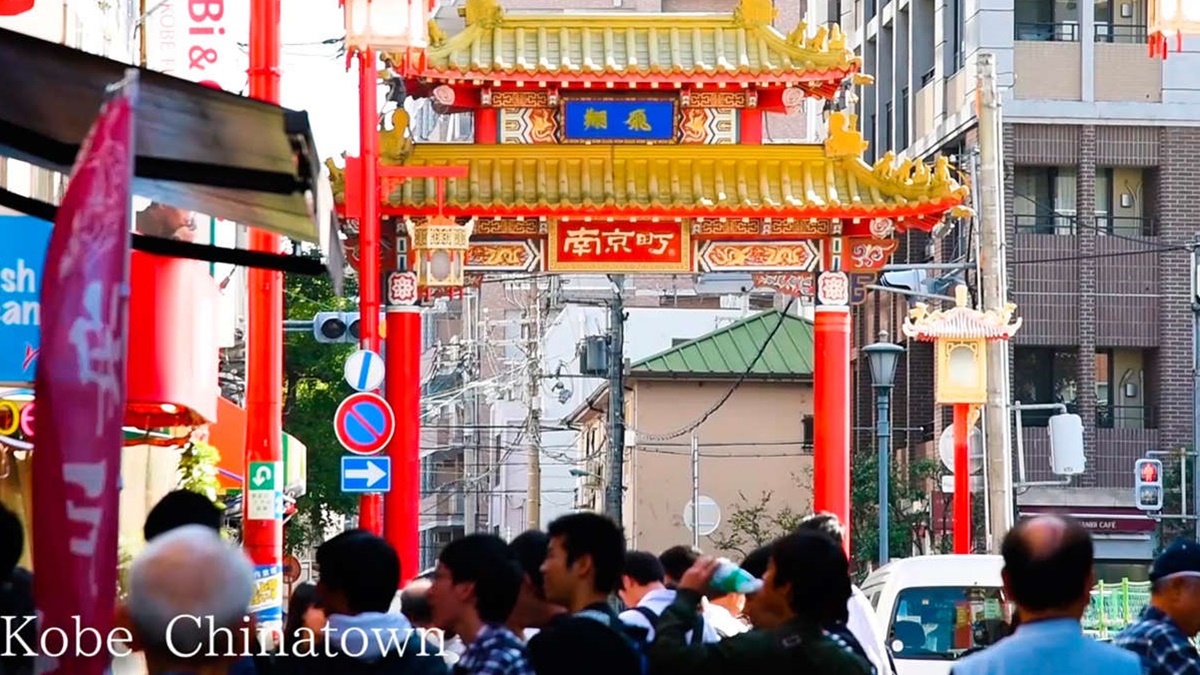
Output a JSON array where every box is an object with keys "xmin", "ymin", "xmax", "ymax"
[{"xmin": 630, "ymin": 310, "xmax": 814, "ymax": 379}]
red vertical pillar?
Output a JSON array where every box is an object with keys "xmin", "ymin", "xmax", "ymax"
[
  {"xmin": 475, "ymin": 107, "xmax": 498, "ymax": 144},
  {"xmin": 953, "ymin": 403, "xmax": 972, "ymax": 553},
  {"xmin": 385, "ymin": 306, "xmax": 422, "ymax": 585},
  {"xmin": 739, "ymin": 109, "xmax": 763, "ymax": 144},
  {"xmin": 357, "ymin": 47, "xmax": 384, "ymax": 536},
  {"xmin": 244, "ymin": 0, "xmax": 283, "ymax": 641},
  {"xmin": 813, "ymin": 305, "xmax": 852, "ymax": 554}
]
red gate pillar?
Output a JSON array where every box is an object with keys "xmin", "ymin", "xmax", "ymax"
[
  {"xmin": 244, "ymin": 0, "xmax": 284, "ymax": 640},
  {"xmin": 357, "ymin": 46, "xmax": 384, "ymax": 536},
  {"xmin": 813, "ymin": 305, "xmax": 852, "ymax": 553},
  {"xmin": 385, "ymin": 305, "xmax": 422, "ymax": 585}
]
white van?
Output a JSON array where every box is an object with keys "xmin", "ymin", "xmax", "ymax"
[{"xmin": 859, "ymin": 555, "xmax": 1014, "ymax": 675}]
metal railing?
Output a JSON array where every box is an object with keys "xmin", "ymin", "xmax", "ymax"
[
  {"xmin": 1085, "ymin": 580, "xmax": 1150, "ymax": 639},
  {"xmin": 1015, "ymin": 21, "xmax": 1081, "ymax": 42},
  {"xmin": 1096, "ymin": 404, "xmax": 1158, "ymax": 430},
  {"xmin": 1097, "ymin": 215, "xmax": 1158, "ymax": 237},
  {"xmin": 1095, "ymin": 23, "xmax": 1149, "ymax": 43},
  {"xmin": 1015, "ymin": 214, "xmax": 1157, "ymax": 236},
  {"xmin": 1014, "ymin": 213, "xmax": 1078, "ymax": 235}
]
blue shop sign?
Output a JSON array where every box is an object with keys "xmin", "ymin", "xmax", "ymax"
[
  {"xmin": 562, "ymin": 99, "xmax": 676, "ymax": 142},
  {"xmin": 0, "ymin": 216, "xmax": 51, "ymax": 385}
]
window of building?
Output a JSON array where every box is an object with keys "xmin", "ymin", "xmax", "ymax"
[
  {"xmin": 803, "ymin": 415, "xmax": 814, "ymax": 450},
  {"xmin": 1014, "ymin": 347, "xmax": 1079, "ymax": 426},
  {"xmin": 1094, "ymin": 0, "xmax": 1147, "ymax": 43},
  {"xmin": 884, "ymin": 101, "xmax": 894, "ymax": 151},
  {"xmin": 900, "ymin": 87, "xmax": 909, "ymax": 148},
  {"xmin": 1095, "ymin": 348, "xmax": 1156, "ymax": 429},
  {"xmin": 1015, "ymin": 0, "xmax": 1081, "ymax": 41},
  {"xmin": 1095, "ymin": 167, "xmax": 1156, "ymax": 236},
  {"xmin": 1013, "ymin": 166, "xmax": 1078, "ymax": 234}
]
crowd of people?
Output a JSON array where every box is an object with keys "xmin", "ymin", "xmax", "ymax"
[{"xmin": 5, "ymin": 490, "xmax": 1200, "ymax": 674}]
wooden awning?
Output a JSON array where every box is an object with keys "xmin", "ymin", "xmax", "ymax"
[{"xmin": 0, "ymin": 27, "xmax": 339, "ymax": 275}]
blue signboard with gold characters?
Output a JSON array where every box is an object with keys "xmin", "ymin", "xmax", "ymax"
[{"xmin": 561, "ymin": 98, "xmax": 676, "ymax": 142}]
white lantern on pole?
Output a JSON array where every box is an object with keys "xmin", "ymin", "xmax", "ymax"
[{"xmin": 344, "ymin": 0, "xmax": 430, "ymax": 52}]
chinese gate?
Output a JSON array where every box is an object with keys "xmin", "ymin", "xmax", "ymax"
[{"xmin": 329, "ymin": 0, "xmax": 970, "ymax": 551}]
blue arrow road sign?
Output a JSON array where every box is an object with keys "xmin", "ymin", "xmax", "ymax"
[{"xmin": 341, "ymin": 456, "xmax": 392, "ymax": 493}]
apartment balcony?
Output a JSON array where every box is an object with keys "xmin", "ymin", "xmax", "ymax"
[
  {"xmin": 420, "ymin": 491, "xmax": 465, "ymax": 528},
  {"xmin": 1094, "ymin": 32, "xmax": 1162, "ymax": 102},
  {"xmin": 1013, "ymin": 29, "xmax": 1081, "ymax": 100},
  {"xmin": 915, "ymin": 78, "xmax": 937, "ymax": 142},
  {"xmin": 944, "ymin": 67, "xmax": 971, "ymax": 119}
]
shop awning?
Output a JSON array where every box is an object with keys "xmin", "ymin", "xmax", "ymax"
[
  {"xmin": 0, "ymin": 27, "xmax": 340, "ymax": 276},
  {"xmin": 207, "ymin": 397, "xmax": 308, "ymax": 497}
]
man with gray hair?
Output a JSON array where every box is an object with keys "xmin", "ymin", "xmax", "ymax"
[{"xmin": 118, "ymin": 524, "xmax": 256, "ymax": 674}]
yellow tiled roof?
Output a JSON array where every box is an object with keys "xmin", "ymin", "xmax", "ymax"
[
  {"xmin": 381, "ymin": 141, "xmax": 968, "ymax": 224},
  {"xmin": 420, "ymin": 0, "xmax": 859, "ymax": 86}
]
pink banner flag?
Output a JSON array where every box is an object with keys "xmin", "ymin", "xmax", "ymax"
[{"xmin": 32, "ymin": 69, "xmax": 137, "ymax": 675}]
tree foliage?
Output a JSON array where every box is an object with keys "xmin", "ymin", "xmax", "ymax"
[
  {"xmin": 282, "ymin": 255, "xmax": 359, "ymax": 552},
  {"xmin": 708, "ymin": 449, "xmax": 943, "ymax": 578},
  {"xmin": 705, "ymin": 490, "xmax": 803, "ymax": 558}
]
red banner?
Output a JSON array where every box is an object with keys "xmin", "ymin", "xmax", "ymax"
[
  {"xmin": 32, "ymin": 71, "xmax": 136, "ymax": 675},
  {"xmin": 547, "ymin": 221, "xmax": 692, "ymax": 272}
]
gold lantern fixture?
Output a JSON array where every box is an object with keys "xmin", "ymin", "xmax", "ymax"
[
  {"xmin": 901, "ymin": 285, "xmax": 1022, "ymax": 406},
  {"xmin": 405, "ymin": 215, "xmax": 474, "ymax": 297},
  {"xmin": 1148, "ymin": 0, "xmax": 1200, "ymax": 58}
]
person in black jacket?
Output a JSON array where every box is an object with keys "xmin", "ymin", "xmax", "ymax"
[{"xmin": 527, "ymin": 513, "xmax": 642, "ymax": 675}]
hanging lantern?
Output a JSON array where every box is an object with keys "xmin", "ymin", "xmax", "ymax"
[
  {"xmin": 343, "ymin": 0, "xmax": 430, "ymax": 52},
  {"xmin": 1148, "ymin": 0, "xmax": 1200, "ymax": 58},
  {"xmin": 406, "ymin": 215, "xmax": 473, "ymax": 297}
]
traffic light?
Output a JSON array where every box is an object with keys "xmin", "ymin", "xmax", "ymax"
[
  {"xmin": 1135, "ymin": 458, "xmax": 1163, "ymax": 512},
  {"xmin": 313, "ymin": 312, "xmax": 361, "ymax": 344}
]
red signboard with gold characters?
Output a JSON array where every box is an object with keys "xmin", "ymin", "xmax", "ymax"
[{"xmin": 547, "ymin": 221, "xmax": 692, "ymax": 273}]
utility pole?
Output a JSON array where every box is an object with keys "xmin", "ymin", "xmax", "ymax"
[
  {"xmin": 461, "ymin": 296, "xmax": 477, "ymax": 535},
  {"xmin": 525, "ymin": 297, "xmax": 543, "ymax": 530},
  {"xmin": 976, "ymin": 52, "xmax": 1015, "ymax": 550},
  {"xmin": 605, "ymin": 275, "xmax": 627, "ymax": 525},
  {"xmin": 1191, "ymin": 236, "xmax": 1200, "ymax": 540},
  {"xmin": 691, "ymin": 432, "xmax": 700, "ymax": 548}
]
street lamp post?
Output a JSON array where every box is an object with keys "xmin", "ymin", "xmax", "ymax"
[
  {"xmin": 341, "ymin": 0, "xmax": 430, "ymax": 547},
  {"xmin": 862, "ymin": 331, "xmax": 905, "ymax": 566}
]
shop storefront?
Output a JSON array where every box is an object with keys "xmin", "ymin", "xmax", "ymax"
[
  {"xmin": 0, "ymin": 214, "xmax": 225, "ymax": 567},
  {"xmin": 1018, "ymin": 503, "xmax": 1157, "ymax": 580}
]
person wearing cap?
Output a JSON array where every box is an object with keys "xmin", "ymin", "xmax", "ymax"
[
  {"xmin": 951, "ymin": 515, "xmax": 1141, "ymax": 675},
  {"xmin": 1113, "ymin": 538, "xmax": 1200, "ymax": 674}
]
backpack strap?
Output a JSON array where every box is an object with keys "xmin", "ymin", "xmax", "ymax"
[{"xmin": 631, "ymin": 606, "xmax": 659, "ymax": 629}]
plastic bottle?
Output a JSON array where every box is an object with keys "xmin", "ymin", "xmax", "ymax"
[{"xmin": 710, "ymin": 558, "xmax": 763, "ymax": 594}]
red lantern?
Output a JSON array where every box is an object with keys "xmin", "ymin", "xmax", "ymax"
[{"xmin": 0, "ymin": 0, "xmax": 35, "ymax": 17}]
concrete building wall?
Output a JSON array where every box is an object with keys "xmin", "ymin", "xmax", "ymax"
[{"xmin": 576, "ymin": 379, "xmax": 814, "ymax": 555}]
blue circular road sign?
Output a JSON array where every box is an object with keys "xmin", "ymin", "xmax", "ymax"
[{"xmin": 333, "ymin": 392, "xmax": 396, "ymax": 455}]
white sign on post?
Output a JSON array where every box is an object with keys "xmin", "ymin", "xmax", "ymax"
[{"xmin": 344, "ymin": 349, "xmax": 386, "ymax": 392}]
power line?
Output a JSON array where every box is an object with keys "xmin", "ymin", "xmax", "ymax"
[{"xmin": 632, "ymin": 296, "xmax": 800, "ymax": 442}]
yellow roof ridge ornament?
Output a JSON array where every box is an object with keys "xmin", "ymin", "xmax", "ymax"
[
  {"xmin": 867, "ymin": 152, "xmax": 970, "ymax": 201},
  {"xmin": 824, "ymin": 111, "xmax": 869, "ymax": 158},
  {"xmin": 428, "ymin": 20, "xmax": 449, "ymax": 48},
  {"xmin": 464, "ymin": 0, "xmax": 504, "ymax": 28},
  {"xmin": 902, "ymin": 284, "xmax": 1022, "ymax": 341},
  {"xmin": 734, "ymin": 0, "xmax": 777, "ymax": 28},
  {"xmin": 379, "ymin": 109, "xmax": 414, "ymax": 166}
]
